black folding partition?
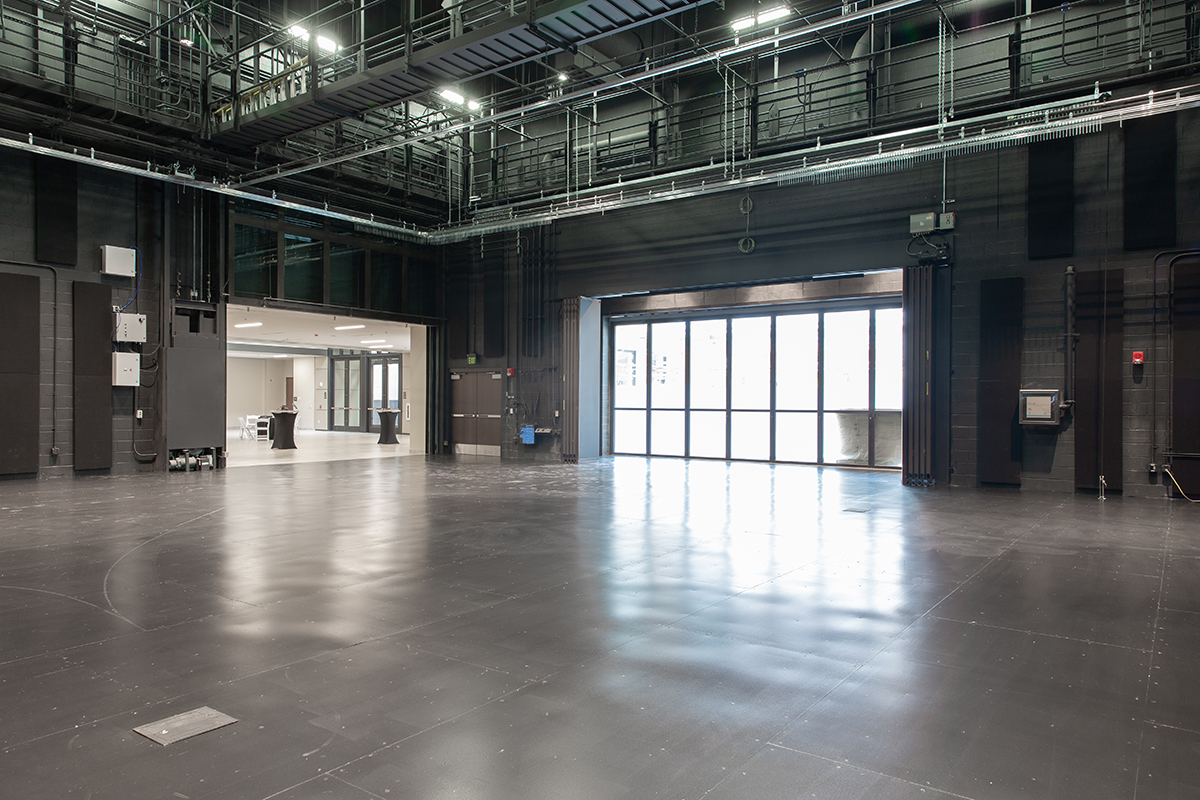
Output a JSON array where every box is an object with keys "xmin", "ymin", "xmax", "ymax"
[
  {"xmin": 1075, "ymin": 269, "xmax": 1123, "ymax": 493},
  {"xmin": 1171, "ymin": 261, "xmax": 1200, "ymax": 496},
  {"xmin": 0, "ymin": 273, "xmax": 41, "ymax": 475},
  {"xmin": 904, "ymin": 264, "xmax": 934, "ymax": 485},
  {"xmin": 73, "ymin": 282, "xmax": 113, "ymax": 471},
  {"xmin": 903, "ymin": 262, "xmax": 953, "ymax": 487},
  {"xmin": 977, "ymin": 277, "xmax": 1024, "ymax": 485}
]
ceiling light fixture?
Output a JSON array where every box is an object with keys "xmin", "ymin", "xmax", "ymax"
[
  {"xmin": 289, "ymin": 25, "xmax": 339, "ymax": 52},
  {"xmin": 557, "ymin": 73, "xmax": 568, "ymax": 81},
  {"xmin": 440, "ymin": 88, "xmax": 482, "ymax": 111},
  {"xmin": 731, "ymin": 6, "xmax": 791, "ymax": 31},
  {"xmin": 234, "ymin": 322, "xmax": 263, "ymax": 328},
  {"xmin": 361, "ymin": 339, "xmax": 386, "ymax": 344},
  {"xmin": 273, "ymin": 354, "xmax": 288, "ymax": 358},
  {"xmin": 334, "ymin": 324, "xmax": 365, "ymax": 330},
  {"xmin": 179, "ymin": 38, "xmax": 194, "ymax": 47}
]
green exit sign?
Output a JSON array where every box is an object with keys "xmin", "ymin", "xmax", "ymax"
[{"xmin": 467, "ymin": 354, "xmax": 477, "ymax": 365}]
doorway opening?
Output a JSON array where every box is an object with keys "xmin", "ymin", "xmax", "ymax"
[
  {"xmin": 609, "ymin": 303, "xmax": 902, "ymax": 467},
  {"xmin": 225, "ymin": 305, "xmax": 428, "ymax": 465}
]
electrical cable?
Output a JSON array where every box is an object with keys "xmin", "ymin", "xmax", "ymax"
[{"xmin": 1163, "ymin": 467, "xmax": 1200, "ymax": 503}]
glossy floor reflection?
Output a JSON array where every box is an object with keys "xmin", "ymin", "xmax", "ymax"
[{"xmin": 0, "ymin": 457, "xmax": 1197, "ymax": 799}]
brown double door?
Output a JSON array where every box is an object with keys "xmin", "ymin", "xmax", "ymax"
[{"xmin": 451, "ymin": 372, "xmax": 503, "ymax": 455}]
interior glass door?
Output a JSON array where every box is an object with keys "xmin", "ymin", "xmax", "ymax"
[
  {"xmin": 368, "ymin": 358, "xmax": 402, "ymax": 431},
  {"xmin": 331, "ymin": 356, "xmax": 365, "ymax": 431}
]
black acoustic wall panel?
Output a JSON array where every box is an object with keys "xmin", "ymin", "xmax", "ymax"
[
  {"xmin": 1075, "ymin": 269, "xmax": 1123, "ymax": 493},
  {"xmin": 35, "ymin": 156, "xmax": 78, "ymax": 266},
  {"xmin": 977, "ymin": 277, "xmax": 1024, "ymax": 485},
  {"xmin": 1171, "ymin": 261, "xmax": 1200, "ymax": 496},
  {"xmin": 0, "ymin": 273, "xmax": 41, "ymax": 475},
  {"xmin": 446, "ymin": 268, "xmax": 469, "ymax": 359},
  {"xmin": 73, "ymin": 281, "xmax": 112, "ymax": 470},
  {"xmin": 483, "ymin": 265, "xmax": 505, "ymax": 358},
  {"xmin": 1028, "ymin": 138, "xmax": 1075, "ymax": 260},
  {"xmin": 1124, "ymin": 115, "xmax": 1177, "ymax": 251}
]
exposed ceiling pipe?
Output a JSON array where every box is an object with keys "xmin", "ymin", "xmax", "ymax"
[
  {"xmin": 5, "ymin": 83, "xmax": 1198, "ymax": 245},
  {"xmin": 232, "ymin": 0, "xmax": 930, "ymax": 188}
]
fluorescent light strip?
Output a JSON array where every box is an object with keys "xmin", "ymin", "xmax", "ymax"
[
  {"xmin": 731, "ymin": 7, "xmax": 791, "ymax": 31},
  {"xmin": 234, "ymin": 322, "xmax": 263, "ymax": 328},
  {"xmin": 361, "ymin": 339, "xmax": 386, "ymax": 344},
  {"xmin": 334, "ymin": 324, "xmax": 365, "ymax": 330}
]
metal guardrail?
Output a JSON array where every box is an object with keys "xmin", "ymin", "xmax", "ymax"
[{"xmin": 464, "ymin": 0, "xmax": 1197, "ymax": 206}]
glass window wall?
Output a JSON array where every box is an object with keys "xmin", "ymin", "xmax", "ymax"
[{"xmin": 611, "ymin": 304, "xmax": 902, "ymax": 468}]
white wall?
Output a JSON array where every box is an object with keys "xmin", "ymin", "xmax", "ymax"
[
  {"xmin": 406, "ymin": 325, "xmax": 427, "ymax": 453},
  {"xmin": 264, "ymin": 359, "xmax": 290, "ymax": 410},
  {"xmin": 314, "ymin": 357, "xmax": 329, "ymax": 430},
  {"xmin": 292, "ymin": 358, "xmax": 316, "ymax": 430},
  {"xmin": 226, "ymin": 357, "xmax": 267, "ymax": 428}
]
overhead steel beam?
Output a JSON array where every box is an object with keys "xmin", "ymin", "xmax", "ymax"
[{"xmin": 231, "ymin": 0, "xmax": 930, "ymax": 188}]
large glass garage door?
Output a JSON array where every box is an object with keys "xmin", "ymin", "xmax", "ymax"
[{"xmin": 610, "ymin": 306, "xmax": 902, "ymax": 467}]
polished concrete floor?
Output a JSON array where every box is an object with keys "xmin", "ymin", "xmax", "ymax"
[
  {"xmin": 1, "ymin": 456, "xmax": 1198, "ymax": 799},
  {"xmin": 224, "ymin": 429, "xmax": 415, "ymax": 467}
]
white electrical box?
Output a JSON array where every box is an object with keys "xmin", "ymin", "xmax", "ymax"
[
  {"xmin": 909, "ymin": 212, "xmax": 936, "ymax": 234},
  {"xmin": 113, "ymin": 352, "xmax": 140, "ymax": 386},
  {"xmin": 114, "ymin": 313, "xmax": 147, "ymax": 343},
  {"xmin": 101, "ymin": 245, "xmax": 137, "ymax": 277}
]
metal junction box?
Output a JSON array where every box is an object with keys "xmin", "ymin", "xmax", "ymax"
[
  {"xmin": 101, "ymin": 245, "xmax": 137, "ymax": 277},
  {"xmin": 1019, "ymin": 388, "xmax": 1062, "ymax": 426},
  {"xmin": 113, "ymin": 352, "xmax": 140, "ymax": 386},
  {"xmin": 114, "ymin": 313, "xmax": 147, "ymax": 342}
]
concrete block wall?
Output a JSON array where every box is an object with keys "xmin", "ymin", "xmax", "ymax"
[
  {"xmin": 545, "ymin": 105, "xmax": 1199, "ymax": 496},
  {"xmin": 0, "ymin": 150, "xmax": 165, "ymax": 477}
]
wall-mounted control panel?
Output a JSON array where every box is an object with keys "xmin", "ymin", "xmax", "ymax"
[
  {"xmin": 1019, "ymin": 388, "xmax": 1062, "ymax": 426},
  {"xmin": 101, "ymin": 245, "xmax": 137, "ymax": 277},
  {"xmin": 910, "ymin": 212, "xmax": 957, "ymax": 234},
  {"xmin": 113, "ymin": 352, "xmax": 140, "ymax": 386},
  {"xmin": 114, "ymin": 313, "xmax": 147, "ymax": 343}
]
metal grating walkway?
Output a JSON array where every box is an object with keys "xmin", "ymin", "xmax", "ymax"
[{"xmin": 212, "ymin": 0, "xmax": 709, "ymax": 148}]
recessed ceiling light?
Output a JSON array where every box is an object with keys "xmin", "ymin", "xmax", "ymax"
[
  {"xmin": 334, "ymin": 324, "xmax": 365, "ymax": 330},
  {"xmin": 234, "ymin": 322, "xmax": 263, "ymax": 328},
  {"xmin": 361, "ymin": 339, "xmax": 386, "ymax": 344},
  {"xmin": 273, "ymin": 354, "xmax": 288, "ymax": 358},
  {"xmin": 371, "ymin": 344, "xmax": 394, "ymax": 349}
]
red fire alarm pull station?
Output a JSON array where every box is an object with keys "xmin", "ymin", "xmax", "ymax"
[
  {"xmin": 506, "ymin": 368, "xmax": 515, "ymax": 377},
  {"xmin": 1132, "ymin": 351, "xmax": 1145, "ymax": 365}
]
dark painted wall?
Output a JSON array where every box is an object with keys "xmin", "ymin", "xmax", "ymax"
[
  {"xmin": 447, "ymin": 108, "xmax": 1198, "ymax": 496},
  {"xmin": 0, "ymin": 151, "xmax": 168, "ymax": 476}
]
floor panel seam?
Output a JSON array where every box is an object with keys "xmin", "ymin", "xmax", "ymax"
[
  {"xmin": 1130, "ymin": 509, "xmax": 1171, "ymax": 800},
  {"xmin": 762, "ymin": 743, "xmax": 979, "ymax": 800},
  {"xmin": 924, "ymin": 615, "xmax": 1153, "ymax": 652}
]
